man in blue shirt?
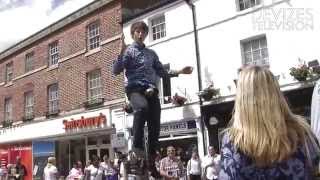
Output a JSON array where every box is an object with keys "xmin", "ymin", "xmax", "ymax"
[{"xmin": 113, "ymin": 21, "xmax": 192, "ymax": 170}]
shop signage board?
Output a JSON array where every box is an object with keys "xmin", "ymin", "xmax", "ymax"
[
  {"xmin": 62, "ymin": 113, "xmax": 106, "ymax": 130},
  {"xmin": 160, "ymin": 120, "xmax": 196, "ymax": 135},
  {"xmin": 111, "ymin": 133, "xmax": 126, "ymax": 148}
]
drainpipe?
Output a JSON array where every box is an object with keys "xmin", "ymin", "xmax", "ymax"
[{"xmin": 184, "ymin": 0, "xmax": 207, "ymax": 156}]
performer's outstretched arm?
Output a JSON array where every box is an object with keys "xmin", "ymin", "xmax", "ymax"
[
  {"xmin": 153, "ymin": 51, "xmax": 193, "ymax": 78},
  {"xmin": 112, "ymin": 35, "xmax": 128, "ymax": 75}
]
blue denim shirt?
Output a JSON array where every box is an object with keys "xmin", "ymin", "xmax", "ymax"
[{"xmin": 112, "ymin": 42, "xmax": 177, "ymax": 92}]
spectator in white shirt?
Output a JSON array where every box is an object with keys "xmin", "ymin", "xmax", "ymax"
[
  {"xmin": 201, "ymin": 146, "xmax": 220, "ymax": 180},
  {"xmin": 186, "ymin": 151, "xmax": 201, "ymax": 180},
  {"xmin": 85, "ymin": 155, "xmax": 103, "ymax": 180},
  {"xmin": 44, "ymin": 157, "xmax": 58, "ymax": 180},
  {"xmin": 67, "ymin": 161, "xmax": 83, "ymax": 180}
]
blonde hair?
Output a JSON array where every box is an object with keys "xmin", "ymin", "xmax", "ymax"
[
  {"xmin": 228, "ymin": 66, "xmax": 318, "ymax": 167},
  {"xmin": 46, "ymin": 157, "xmax": 56, "ymax": 168}
]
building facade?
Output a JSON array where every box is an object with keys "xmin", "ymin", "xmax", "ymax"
[
  {"xmin": 122, "ymin": 0, "xmax": 320, "ymax": 157},
  {"xmin": 0, "ymin": 0, "xmax": 126, "ymax": 179}
]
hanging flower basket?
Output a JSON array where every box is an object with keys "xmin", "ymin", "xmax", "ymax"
[
  {"xmin": 172, "ymin": 93, "xmax": 187, "ymax": 106},
  {"xmin": 289, "ymin": 63, "xmax": 311, "ymax": 82},
  {"xmin": 199, "ymin": 85, "xmax": 220, "ymax": 101}
]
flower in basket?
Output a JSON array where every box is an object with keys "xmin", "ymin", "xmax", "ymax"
[
  {"xmin": 289, "ymin": 63, "xmax": 311, "ymax": 81},
  {"xmin": 199, "ymin": 84, "xmax": 220, "ymax": 101},
  {"xmin": 123, "ymin": 102, "xmax": 133, "ymax": 114},
  {"xmin": 172, "ymin": 93, "xmax": 187, "ymax": 106}
]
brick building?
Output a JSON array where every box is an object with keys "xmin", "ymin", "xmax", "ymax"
[{"xmin": 0, "ymin": 0, "xmax": 126, "ymax": 179}]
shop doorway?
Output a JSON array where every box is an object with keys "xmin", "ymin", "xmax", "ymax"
[{"xmin": 86, "ymin": 135, "xmax": 113, "ymax": 161}]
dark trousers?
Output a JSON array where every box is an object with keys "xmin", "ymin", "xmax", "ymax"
[{"xmin": 129, "ymin": 92, "xmax": 161, "ymax": 156}]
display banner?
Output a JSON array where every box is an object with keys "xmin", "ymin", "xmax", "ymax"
[{"xmin": 0, "ymin": 143, "xmax": 32, "ymax": 180}]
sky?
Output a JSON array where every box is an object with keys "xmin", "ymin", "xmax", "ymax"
[{"xmin": 0, "ymin": 0, "xmax": 95, "ymax": 53}]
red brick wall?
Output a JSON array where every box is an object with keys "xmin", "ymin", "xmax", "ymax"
[{"xmin": 0, "ymin": 1, "xmax": 125, "ymax": 122}]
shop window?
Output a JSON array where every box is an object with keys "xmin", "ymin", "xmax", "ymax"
[
  {"xmin": 4, "ymin": 97, "xmax": 12, "ymax": 122},
  {"xmin": 87, "ymin": 22, "xmax": 100, "ymax": 50},
  {"xmin": 241, "ymin": 35, "xmax": 269, "ymax": 66},
  {"xmin": 87, "ymin": 137, "xmax": 98, "ymax": 146},
  {"xmin": 24, "ymin": 91, "xmax": 34, "ymax": 121},
  {"xmin": 85, "ymin": 70, "xmax": 104, "ymax": 108},
  {"xmin": 48, "ymin": 83, "xmax": 59, "ymax": 115},
  {"xmin": 101, "ymin": 135, "xmax": 111, "ymax": 144},
  {"xmin": 49, "ymin": 41, "xmax": 59, "ymax": 66},
  {"xmin": 5, "ymin": 62, "xmax": 13, "ymax": 82},
  {"xmin": 25, "ymin": 52, "xmax": 34, "ymax": 72},
  {"xmin": 238, "ymin": 0, "xmax": 261, "ymax": 11},
  {"xmin": 150, "ymin": 15, "xmax": 166, "ymax": 41}
]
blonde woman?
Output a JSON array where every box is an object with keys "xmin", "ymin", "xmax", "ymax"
[
  {"xmin": 44, "ymin": 157, "xmax": 58, "ymax": 180},
  {"xmin": 219, "ymin": 66, "xmax": 320, "ymax": 180}
]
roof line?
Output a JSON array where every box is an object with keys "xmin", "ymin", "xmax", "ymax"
[{"xmin": 0, "ymin": 0, "xmax": 115, "ymax": 61}]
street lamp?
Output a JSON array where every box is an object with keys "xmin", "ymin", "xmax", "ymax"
[
  {"xmin": 184, "ymin": 0, "xmax": 208, "ymax": 155},
  {"xmin": 209, "ymin": 116, "xmax": 219, "ymax": 125},
  {"xmin": 184, "ymin": 0, "xmax": 203, "ymax": 102}
]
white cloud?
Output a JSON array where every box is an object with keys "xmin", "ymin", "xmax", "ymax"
[{"xmin": 0, "ymin": 0, "xmax": 94, "ymax": 53}]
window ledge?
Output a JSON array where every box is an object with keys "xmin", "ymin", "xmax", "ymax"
[
  {"xmin": 47, "ymin": 64, "xmax": 59, "ymax": 71},
  {"xmin": 236, "ymin": 4, "xmax": 264, "ymax": 16},
  {"xmin": 84, "ymin": 98, "xmax": 105, "ymax": 109},
  {"xmin": 85, "ymin": 47, "xmax": 101, "ymax": 57},
  {"xmin": 4, "ymin": 81, "xmax": 13, "ymax": 87},
  {"xmin": 22, "ymin": 115, "xmax": 34, "ymax": 122},
  {"xmin": 13, "ymin": 65, "xmax": 47, "ymax": 81},
  {"xmin": 147, "ymin": 36, "xmax": 169, "ymax": 47},
  {"xmin": 45, "ymin": 110, "xmax": 60, "ymax": 118}
]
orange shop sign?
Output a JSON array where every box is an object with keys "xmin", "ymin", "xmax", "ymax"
[{"xmin": 63, "ymin": 113, "xmax": 106, "ymax": 130}]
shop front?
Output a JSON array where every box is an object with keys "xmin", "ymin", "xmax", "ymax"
[
  {"xmin": 125, "ymin": 103, "xmax": 204, "ymax": 158},
  {"xmin": 0, "ymin": 108, "xmax": 116, "ymax": 179},
  {"xmin": 201, "ymin": 82, "xmax": 315, "ymax": 152},
  {"xmin": 158, "ymin": 119, "xmax": 200, "ymax": 161},
  {"xmin": 0, "ymin": 143, "xmax": 32, "ymax": 180}
]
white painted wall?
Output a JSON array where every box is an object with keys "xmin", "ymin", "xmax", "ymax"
[{"xmin": 123, "ymin": 0, "xmax": 320, "ymax": 99}]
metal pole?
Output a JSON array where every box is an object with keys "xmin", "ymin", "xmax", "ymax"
[
  {"xmin": 184, "ymin": 0, "xmax": 207, "ymax": 155},
  {"xmin": 184, "ymin": 0, "xmax": 203, "ymax": 105}
]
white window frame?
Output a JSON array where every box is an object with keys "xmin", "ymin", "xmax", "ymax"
[
  {"xmin": 150, "ymin": 15, "xmax": 166, "ymax": 41},
  {"xmin": 48, "ymin": 84, "xmax": 59, "ymax": 114},
  {"xmin": 24, "ymin": 91, "xmax": 34, "ymax": 118},
  {"xmin": 241, "ymin": 35, "xmax": 269, "ymax": 66},
  {"xmin": 6, "ymin": 62, "xmax": 13, "ymax": 82},
  {"xmin": 49, "ymin": 42, "xmax": 59, "ymax": 66},
  {"xmin": 4, "ymin": 98, "xmax": 12, "ymax": 122},
  {"xmin": 25, "ymin": 52, "xmax": 34, "ymax": 72},
  {"xmin": 238, "ymin": 0, "xmax": 261, "ymax": 11},
  {"xmin": 88, "ymin": 70, "xmax": 103, "ymax": 101},
  {"xmin": 87, "ymin": 22, "xmax": 100, "ymax": 50}
]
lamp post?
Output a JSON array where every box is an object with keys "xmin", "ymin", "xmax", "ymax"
[
  {"xmin": 184, "ymin": 0, "xmax": 207, "ymax": 155},
  {"xmin": 184, "ymin": 0, "xmax": 203, "ymax": 102}
]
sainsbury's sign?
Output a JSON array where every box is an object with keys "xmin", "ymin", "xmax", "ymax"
[{"xmin": 62, "ymin": 113, "xmax": 106, "ymax": 130}]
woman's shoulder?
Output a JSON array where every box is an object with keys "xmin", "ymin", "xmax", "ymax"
[{"xmin": 220, "ymin": 132, "xmax": 237, "ymax": 153}]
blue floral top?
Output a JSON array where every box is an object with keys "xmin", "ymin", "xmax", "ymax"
[{"xmin": 219, "ymin": 133, "xmax": 320, "ymax": 180}]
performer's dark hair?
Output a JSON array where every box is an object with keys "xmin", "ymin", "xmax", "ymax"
[{"xmin": 130, "ymin": 21, "xmax": 148, "ymax": 36}]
